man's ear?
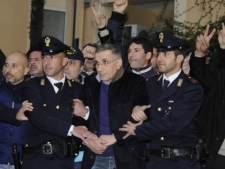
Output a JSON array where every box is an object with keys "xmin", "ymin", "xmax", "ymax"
[
  {"xmin": 146, "ymin": 52, "xmax": 152, "ymax": 60},
  {"xmin": 63, "ymin": 57, "xmax": 68, "ymax": 67},
  {"xmin": 176, "ymin": 54, "xmax": 184, "ymax": 63},
  {"xmin": 116, "ymin": 58, "xmax": 123, "ymax": 69},
  {"xmin": 24, "ymin": 67, "xmax": 29, "ymax": 75}
]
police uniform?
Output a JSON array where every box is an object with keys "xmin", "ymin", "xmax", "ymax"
[
  {"xmin": 22, "ymin": 36, "xmax": 82, "ymax": 169},
  {"xmin": 135, "ymin": 32, "xmax": 204, "ymax": 169}
]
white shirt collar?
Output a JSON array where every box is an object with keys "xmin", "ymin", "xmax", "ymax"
[
  {"xmin": 46, "ymin": 75, "xmax": 66, "ymax": 93},
  {"xmin": 162, "ymin": 69, "xmax": 182, "ymax": 87}
]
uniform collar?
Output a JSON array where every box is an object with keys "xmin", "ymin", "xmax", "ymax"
[
  {"xmin": 162, "ymin": 69, "xmax": 181, "ymax": 87},
  {"xmin": 46, "ymin": 75, "xmax": 66, "ymax": 93}
]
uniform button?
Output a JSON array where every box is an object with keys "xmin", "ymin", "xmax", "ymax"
[
  {"xmin": 56, "ymin": 105, "xmax": 60, "ymax": 109},
  {"xmin": 158, "ymin": 107, "xmax": 162, "ymax": 112},
  {"xmin": 160, "ymin": 137, "xmax": 164, "ymax": 141},
  {"xmin": 168, "ymin": 107, "xmax": 171, "ymax": 110},
  {"xmin": 43, "ymin": 104, "xmax": 46, "ymax": 107},
  {"xmin": 90, "ymin": 156, "xmax": 94, "ymax": 159}
]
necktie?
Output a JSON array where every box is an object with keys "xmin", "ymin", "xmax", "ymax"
[
  {"xmin": 163, "ymin": 79, "xmax": 170, "ymax": 90},
  {"xmin": 54, "ymin": 82, "xmax": 63, "ymax": 93}
]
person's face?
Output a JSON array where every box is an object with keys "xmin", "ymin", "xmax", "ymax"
[
  {"xmin": 151, "ymin": 47, "xmax": 158, "ymax": 70},
  {"xmin": 64, "ymin": 59, "xmax": 83, "ymax": 81},
  {"xmin": 42, "ymin": 52, "xmax": 68, "ymax": 80},
  {"xmin": 2, "ymin": 52, "xmax": 29, "ymax": 85},
  {"xmin": 128, "ymin": 43, "xmax": 151, "ymax": 69},
  {"xmin": 157, "ymin": 51, "xmax": 183, "ymax": 77},
  {"xmin": 28, "ymin": 51, "xmax": 44, "ymax": 77},
  {"xmin": 94, "ymin": 50, "xmax": 122, "ymax": 83}
]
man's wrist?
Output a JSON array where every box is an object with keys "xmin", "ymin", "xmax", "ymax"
[
  {"xmin": 194, "ymin": 50, "xmax": 207, "ymax": 57},
  {"xmin": 98, "ymin": 25, "xmax": 107, "ymax": 31}
]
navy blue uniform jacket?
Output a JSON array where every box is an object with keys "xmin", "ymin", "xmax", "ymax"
[
  {"xmin": 136, "ymin": 71, "xmax": 204, "ymax": 169},
  {"xmin": 22, "ymin": 77, "xmax": 82, "ymax": 169}
]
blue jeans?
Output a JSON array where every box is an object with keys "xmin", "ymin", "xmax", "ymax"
[
  {"xmin": 0, "ymin": 164, "xmax": 15, "ymax": 169},
  {"xmin": 91, "ymin": 156, "xmax": 116, "ymax": 169}
]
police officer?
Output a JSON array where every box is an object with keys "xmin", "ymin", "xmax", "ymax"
[
  {"xmin": 22, "ymin": 36, "xmax": 96, "ymax": 169},
  {"xmin": 120, "ymin": 32, "xmax": 204, "ymax": 169},
  {"xmin": 64, "ymin": 46, "xmax": 85, "ymax": 84}
]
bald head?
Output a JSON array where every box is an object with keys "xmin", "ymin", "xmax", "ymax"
[{"xmin": 2, "ymin": 51, "xmax": 29, "ymax": 85}]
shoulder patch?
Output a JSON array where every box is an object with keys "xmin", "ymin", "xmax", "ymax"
[{"xmin": 188, "ymin": 77, "xmax": 199, "ymax": 84}]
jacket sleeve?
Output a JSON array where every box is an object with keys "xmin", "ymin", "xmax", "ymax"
[
  {"xmin": 136, "ymin": 82, "xmax": 204, "ymax": 141},
  {"xmin": 99, "ymin": 11, "xmax": 129, "ymax": 70},
  {"xmin": 0, "ymin": 102, "xmax": 20, "ymax": 125}
]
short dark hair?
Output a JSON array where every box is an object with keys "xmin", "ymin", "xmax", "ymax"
[
  {"xmin": 95, "ymin": 44, "xmax": 122, "ymax": 59},
  {"xmin": 173, "ymin": 50, "xmax": 187, "ymax": 58},
  {"xmin": 129, "ymin": 37, "xmax": 153, "ymax": 54}
]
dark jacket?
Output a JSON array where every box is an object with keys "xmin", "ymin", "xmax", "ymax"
[
  {"xmin": 190, "ymin": 49, "xmax": 225, "ymax": 168},
  {"xmin": 22, "ymin": 76, "xmax": 82, "ymax": 169},
  {"xmin": 81, "ymin": 69, "xmax": 149, "ymax": 169},
  {"xmin": 0, "ymin": 80, "xmax": 25, "ymax": 165},
  {"xmin": 136, "ymin": 71, "xmax": 203, "ymax": 168}
]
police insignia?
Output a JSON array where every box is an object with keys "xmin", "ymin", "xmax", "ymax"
[
  {"xmin": 159, "ymin": 33, "xmax": 164, "ymax": 43},
  {"xmin": 45, "ymin": 37, "xmax": 50, "ymax": 47}
]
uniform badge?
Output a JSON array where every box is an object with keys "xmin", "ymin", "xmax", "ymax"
[
  {"xmin": 67, "ymin": 80, "xmax": 72, "ymax": 87},
  {"xmin": 159, "ymin": 33, "xmax": 164, "ymax": 43},
  {"xmin": 45, "ymin": 37, "xmax": 50, "ymax": 47},
  {"xmin": 177, "ymin": 78, "xmax": 183, "ymax": 87},
  {"xmin": 40, "ymin": 79, "xmax": 45, "ymax": 86}
]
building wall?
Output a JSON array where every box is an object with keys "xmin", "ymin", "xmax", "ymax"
[{"xmin": 0, "ymin": 0, "xmax": 30, "ymax": 55}]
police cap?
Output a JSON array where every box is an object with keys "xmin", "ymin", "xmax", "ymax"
[
  {"xmin": 66, "ymin": 46, "xmax": 85, "ymax": 63},
  {"xmin": 39, "ymin": 36, "xmax": 67, "ymax": 56},
  {"xmin": 158, "ymin": 32, "xmax": 189, "ymax": 52}
]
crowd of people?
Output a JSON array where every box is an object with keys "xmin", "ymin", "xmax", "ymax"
[{"xmin": 0, "ymin": 0, "xmax": 225, "ymax": 169}]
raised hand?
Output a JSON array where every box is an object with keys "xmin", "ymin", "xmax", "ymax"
[
  {"xmin": 195, "ymin": 24, "xmax": 216, "ymax": 57},
  {"xmin": 131, "ymin": 105, "xmax": 151, "ymax": 121},
  {"xmin": 119, "ymin": 120, "xmax": 143, "ymax": 139},
  {"xmin": 91, "ymin": 4, "xmax": 106, "ymax": 29},
  {"xmin": 218, "ymin": 22, "xmax": 225, "ymax": 49},
  {"xmin": 70, "ymin": 126, "xmax": 97, "ymax": 144},
  {"xmin": 16, "ymin": 100, "xmax": 33, "ymax": 121},
  {"xmin": 72, "ymin": 99, "xmax": 88, "ymax": 117},
  {"xmin": 82, "ymin": 45, "xmax": 96, "ymax": 59},
  {"xmin": 113, "ymin": 0, "xmax": 128, "ymax": 13},
  {"xmin": 85, "ymin": 138, "xmax": 108, "ymax": 154}
]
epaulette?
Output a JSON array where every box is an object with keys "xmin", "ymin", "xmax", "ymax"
[
  {"xmin": 157, "ymin": 74, "xmax": 163, "ymax": 81},
  {"xmin": 188, "ymin": 76, "xmax": 199, "ymax": 84},
  {"xmin": 67, "ymin": 80, "xmax": 72, "ymax": 87}
]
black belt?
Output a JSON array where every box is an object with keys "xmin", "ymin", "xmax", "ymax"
[
  {"xmin": 147, "ymin": 148, "xmax": 195, "ymax": 158},
  {"xmin": 23, "ymin": 143, "xmax": 63, "ymax": 155}
]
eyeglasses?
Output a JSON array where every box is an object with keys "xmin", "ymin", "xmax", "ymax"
[{"xmin": 94, "ymin": 58, "xmax": 120, "ymax": 68}]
